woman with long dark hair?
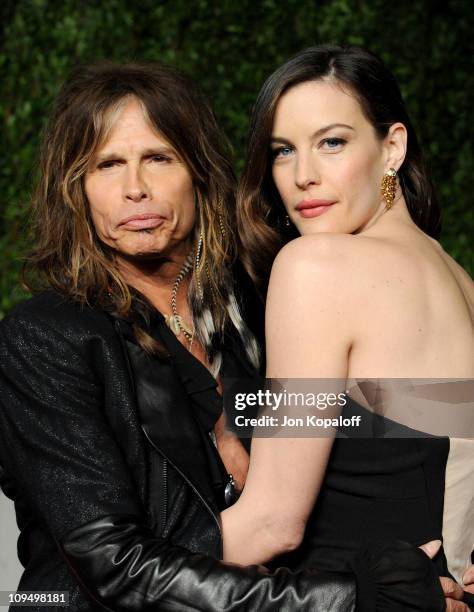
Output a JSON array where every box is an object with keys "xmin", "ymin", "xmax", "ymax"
[{"xmin": 223, "ymin": 44, "xmax": 474, "ymax": 608}]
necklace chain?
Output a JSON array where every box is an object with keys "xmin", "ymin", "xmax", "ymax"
[{"xmin": 165, "ymin": 252, "xmax": 194, "ymax": 347}]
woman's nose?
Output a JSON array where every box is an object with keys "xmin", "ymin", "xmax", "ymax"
[
  {"xmin": 294, "ymin": 153, "xmax": 321, "ymax": 190},
  {"xmin": 124, "ymin": 166, "xmax": 150, "ymax": 202}
]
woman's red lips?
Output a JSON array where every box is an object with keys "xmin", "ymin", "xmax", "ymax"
[
  {"xmin": 295, "ymin": 199, "xmax": 335, "ymax": 210},
  {"xmin": 118, "ymin": 214, "xmax": 165, "ymax": 229},
  {"xmin": 295, "ymin": 200, "xmax": 336, "ymax": 219}
]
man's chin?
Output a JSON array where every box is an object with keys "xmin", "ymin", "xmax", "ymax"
[
  {"xmin": 107, "ymin": 233, "xmax": 192, "ymax": 264},
  {"xmin": 131, "ymin": 250, "xmax": 164, "ymax": 259},
  {"xmin": 118, "ymin": 249, "xmax": 167, "ymax": 263}
]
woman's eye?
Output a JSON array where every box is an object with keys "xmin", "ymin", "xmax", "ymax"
[
  {"xmin": 321, "ymin": 137, "xmax": 346, "ymax": 150},
  {"xmin": 272, "ymin": 146, "xmax": 293, "ymax": 160}
]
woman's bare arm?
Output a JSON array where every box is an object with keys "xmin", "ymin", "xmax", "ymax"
[{"xmin": 221, "ymin": 235, "xmax": 356, "ymax": 564}]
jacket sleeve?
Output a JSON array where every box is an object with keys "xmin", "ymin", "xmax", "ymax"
[
  {"xmin": 0, "ymin": 306, "xmax": 356, "ymax": 611},
  {"xmin": 63, "ymin": 514, "xmax": 357, "ymax": 612}
]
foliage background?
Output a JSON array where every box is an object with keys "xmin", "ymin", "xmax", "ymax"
[{"xmin": 1, "ymin": 0, "xmax": 472, "ymax": 317}]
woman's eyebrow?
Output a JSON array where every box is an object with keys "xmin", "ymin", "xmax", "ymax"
[{"xmin": 271, "ymin": 123, "xmax": 355, "ymax": 144}]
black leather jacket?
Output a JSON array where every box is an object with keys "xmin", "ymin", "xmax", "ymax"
[{"xmin": 0, "ymin": 292, "xmax": 444, "ymax": 611}]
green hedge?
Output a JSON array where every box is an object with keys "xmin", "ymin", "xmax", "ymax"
[{"xmin": 1, "ymin": 0, "xmax": 472, "ymax": 317}]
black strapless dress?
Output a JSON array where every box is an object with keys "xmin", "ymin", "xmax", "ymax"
[
  {"xmin": 275, "ymin": 397, "xmax": 451, "ymax": 578},
  {"xmin": 148, "ymin": 326, "xmax": 452, "ymax": 580},
  {"xmin": 140, "ymin": 323, "xmax": 455, "ymax": 608}
]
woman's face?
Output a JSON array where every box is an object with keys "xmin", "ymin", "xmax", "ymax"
[
  {"xmin": 85, "ymin": 98, "xmax": 195, "ymax": 264},
  {"xmin": 271, "ymin": 79, "xmax": 392, "ymax": 235}
]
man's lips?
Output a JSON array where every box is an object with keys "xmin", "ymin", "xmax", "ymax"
[
  {"xmin": 295, "ymin": 199, "xmax": 336, "ymax": 219},
  {"xmin": 118, "ymin": 214, "xmax": 165, "ymax": 230}
]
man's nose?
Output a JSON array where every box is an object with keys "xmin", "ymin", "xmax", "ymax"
[
  {"xmin": 124, "ymin": 165, "xmax": 150, "ymax": 203},
  {"xmin": 295, "ymin": 151, "xmax": 321, "ymax": 190}
]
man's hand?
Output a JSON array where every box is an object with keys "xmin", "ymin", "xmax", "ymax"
[
  {"xmin": 463, "ymin": 564, "xmax": 474, "ymax": 594},
  {"xmin": 419, "ymin": 541, "xmax": 470, "ymax": 611},
  {"xmin": 439, "ymin": 577, "xmax": 469, "ymax": 612}
]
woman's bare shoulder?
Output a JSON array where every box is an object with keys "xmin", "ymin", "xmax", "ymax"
[
  {"xmin": 271, "ymin": 233, "xmax": 387, "ymax": 285},
  {"xmin": 431, "ymin": 238, "xmax": 473, "ymax": 284},
  {"xmin": 272, "ymin": 233, "xmax": 364, "ymax": 271},
  {"xmin": 429, "ymin": 239, "xmax": 474, "ymax": 312},
  {"xmin": 266, "ymin": 234, "xmax": 381, "ymax": 332}
]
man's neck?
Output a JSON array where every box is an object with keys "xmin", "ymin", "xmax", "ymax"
[{"xmin": 118, "ymin": 252, "xmax": 190, "ymax": 313}]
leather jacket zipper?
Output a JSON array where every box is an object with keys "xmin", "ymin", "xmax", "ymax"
[
  {"xmin": 161, "ymin": 458, "xmax": 167, "ymax": 534},
  {"xmin": 141, "ymin": 428, "xmax": 223, "ymax": 556}
]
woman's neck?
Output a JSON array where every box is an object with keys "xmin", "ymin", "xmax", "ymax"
[{"xmin": 357, "ymin": 193, "xmax": 416, "ymax": 237}]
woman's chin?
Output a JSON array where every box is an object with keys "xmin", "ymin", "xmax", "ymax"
[{"xmin": 297, "ymin": 221, "xmax": 344, "ymax": 236}]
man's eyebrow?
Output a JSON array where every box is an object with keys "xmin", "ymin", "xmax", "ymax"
[
  {"xmin": 140, "ymin": 146, "xmax": 175, "ymax": 156},
  {"xmin": 270, "ymin": 123, "xmax": 355, "ymax": 144},
  {"xmin": 93, "ymin": 151, "xmax": 122, "ymax": 162},
  {"xmin": 94, "ymin": 146, "xmax": 175, "ymax": 162}
]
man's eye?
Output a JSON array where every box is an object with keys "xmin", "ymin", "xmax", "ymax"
[
  {"xmin": 150, "ymin": 155, "xmax": 170, "ymax": 163},
  {"xmin": 97, "ymin": 160, "xmax": 119, "ymax": 170}
]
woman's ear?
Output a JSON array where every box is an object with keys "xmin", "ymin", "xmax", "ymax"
[{"xmin": 384, "ymin": 122, "xmax": 407, "ymax": 171}]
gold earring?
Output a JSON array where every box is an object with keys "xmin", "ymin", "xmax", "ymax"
[{"xmin": 381, "ymin": 168, "xmax": 397, "ymax": 210}]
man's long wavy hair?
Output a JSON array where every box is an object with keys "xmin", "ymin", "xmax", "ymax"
[
  {"xmin": 238, "ymin": 45, "xmax": 441, "ymax": 295},
  {"xmin": 24, "ymin": 62, "xmax": 259, "ymax": 374}
]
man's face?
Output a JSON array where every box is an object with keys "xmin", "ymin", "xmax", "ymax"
[{"xmin": 85, "ymin": 98, "xmax": 196, "ymax": 264}]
